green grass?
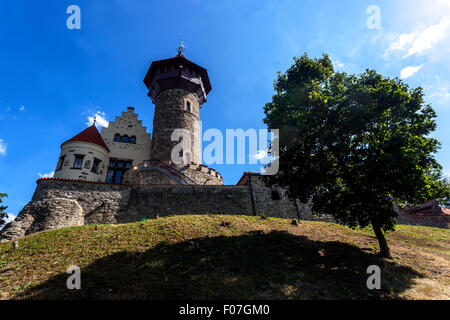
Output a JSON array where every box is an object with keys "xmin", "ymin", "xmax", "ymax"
[{"xmin": 0, "ymin": 215, "xmax": 448, "ymax": 300}]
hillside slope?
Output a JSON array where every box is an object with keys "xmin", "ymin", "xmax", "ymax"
[{"xmin": 0, "ymin": 215, "xmax": 448, "ymax": 299}]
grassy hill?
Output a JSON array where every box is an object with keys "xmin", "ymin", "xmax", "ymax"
[{"xmin": 0, "ymin": 215, "xmax": 448, "ymax": 300}]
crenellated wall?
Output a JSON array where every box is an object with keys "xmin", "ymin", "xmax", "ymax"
[
  {"xmin": 0, "ymin": 177, "xmax": 308, "ymax": 241},
  {"xmin": 123, "ymin": 161, "xmax": 223, "ymax": 186}
]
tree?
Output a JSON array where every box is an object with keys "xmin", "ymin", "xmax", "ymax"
[
  {"xmin": 0, "ymin": 193, "xmax": 8, "ymax": 228},
  {"xmin": 263, "ymin": 53, "xmax": 446, "ymax": 258}
]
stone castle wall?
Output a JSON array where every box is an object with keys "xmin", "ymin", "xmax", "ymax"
[
  {"xmin": 0, "ymin": 177, "xmax": 311, "ymax": 241},
  {"xmin": 3, "ymin": 177, "xmax": 446, "ymax": 242}
]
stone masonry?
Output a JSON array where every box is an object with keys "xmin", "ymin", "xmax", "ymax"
[{"xmin": 0, "ymin": 177, "xmax": 309, "ymax": 241}]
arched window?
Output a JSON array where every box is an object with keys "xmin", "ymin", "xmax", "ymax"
[
  {"xmin": 186, "ymin": 101, "xmax": 191, "ymax": 112},
  {"xmin": 114, "ymin": 134, "xmax": 121, "ymax": 142},
  {"xmin": 122, "ymin": 135, "xmax": 129, "ymax": 143},
  {"xmin": 130, "ymin": 136, "xmax": 136, "ymax": 144}
]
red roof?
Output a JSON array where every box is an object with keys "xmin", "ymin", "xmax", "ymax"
[
  {"xmin": 62, "ymin": 125, "xmax": 110, "ymax": 151},
  {"xmin": 402, "ymin": 199, "xmax": 450, "ymax": 217}
]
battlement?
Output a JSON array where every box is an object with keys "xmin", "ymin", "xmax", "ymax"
[
  {"xmin": 124, "ymin": 160, "xmax": 223, "ymax": 185},
  {"xmin": 132, "ymin": 160, "xmax": 223, "ymax": 182}
]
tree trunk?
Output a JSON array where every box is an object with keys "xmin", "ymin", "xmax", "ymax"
[{"xmin": 371, "ymin": 221, "xmax": 392, "ymax": 259}]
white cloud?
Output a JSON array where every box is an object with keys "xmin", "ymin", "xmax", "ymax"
[
  {"xmin": 38, "ymin": 171, "xmax": 54, "ymax": 178},
  {"xmin": 0, "ymin": 213, "xmax": 16, "ymax": 230},
  {"xmin": 0, "ymin": 139, "xmax": 7, "ymax": 155},
  {"xmin": 86, "ymin": 110, "xmax": 109, "ymax": 128},
  {"xmin": 385, "ymin": 16, "xmax": 450, "ymax": 58},
  {"xmin": 442, "ymin": 169, "xmax": 450, "ymax": 180},
  {"xmin": 400, "ymin": 65, "xmax": 423, "ymax": 79},
  {"xmin": 431, "ymin": 87, "xmax": 450, "ymax": 99},
  {"xmin": 19, "ymin": 105, "xmax": 25, "ymax": 111},
  {"xmin": 250, "ymin": 149, "xmax": 274, "ymax": 165},
  {"xmin": 253, "ymin": 150, "xmax": 268, "ymax": 160}
]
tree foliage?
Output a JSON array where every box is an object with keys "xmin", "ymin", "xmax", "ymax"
[
  {"xmin": 263, "ymin": 54, "xmax": 446, "ymax": 258},
  {"xmin": 0, "ymin": 193, "xmax": 7, "ymax": 228}
]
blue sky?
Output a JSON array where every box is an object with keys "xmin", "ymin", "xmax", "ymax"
[{"xmin": 0, "ymin": 0, "xmax": 449, "ymax": 219}]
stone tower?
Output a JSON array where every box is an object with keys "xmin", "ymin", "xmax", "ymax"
[
  {"xmin": 143, "ymin": 49, "xmax": 212, "ymax": 165},
  {"xmin": 123, "ymin": 47, "xmax": 222, "ymax": 185}
]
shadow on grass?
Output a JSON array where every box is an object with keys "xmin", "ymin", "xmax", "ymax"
[{"xmin": 15, "ymin": 230, "xmax": 422, "ymax": 299}]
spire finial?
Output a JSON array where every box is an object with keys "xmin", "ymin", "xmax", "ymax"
[
  {"xmin": 177, "ymin": 39, "xmax": 185, "ymax": 55},
  {"xmin": 93, "ymin": 116, "xmax": 97, "ymax": 126}
]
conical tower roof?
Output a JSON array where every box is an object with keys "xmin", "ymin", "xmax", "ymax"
[{"xmin": 61, "ymin": 125, "xmax": 110, "ymax": 152}]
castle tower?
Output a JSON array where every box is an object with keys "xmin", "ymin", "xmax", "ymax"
[
  {"xmin": 53, "ymin": 124, "xmax": 110, "ymax": 182},
  {"xmin": 143, "ymin": 46, "xmax": 212, "ymax": 165}
]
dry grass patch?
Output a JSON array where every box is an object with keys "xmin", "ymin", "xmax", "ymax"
[{"xmin": 0, "ymin": 215, "xmax": 448, "ymax": 300}]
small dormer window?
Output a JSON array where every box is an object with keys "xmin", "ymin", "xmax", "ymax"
[{"xmin": 186, "ymin": 101, "xmax": 191, "ymax": 112}]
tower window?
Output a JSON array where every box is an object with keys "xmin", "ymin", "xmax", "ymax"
[
  {"xmin": 56, "ymin": 155, "xmax": 65, "ymax": 171},
  {"xmin": 122, "ymin": 135, "xmax": 129, "ymax": 143},
  {"xmin": 91, "ymin": 158, "xmax": 101, "ymax": 174},
  {"xmin": 114, "ymin": 134, "xmax": 121, "ymax": 142},
  {"xmin": 73, "ymin": 155, "xmax": 84, "ymax": 169},
  {"xmin": 186, "ymin": 101, "xmax": 191, "ymax": 112},
  {"xmin": 130, "ymin": 136, "xmax": 136, "ymax": 144}
]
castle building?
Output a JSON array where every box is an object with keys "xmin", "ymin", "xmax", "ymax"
[
  {"xmin": 53, "ymin": 124, "xmax": 110, "ymax": 182},
  {"xmin": 0, "ymin": 48, "xmax": 303, "ymax": 242},
  {"xmin": 52, "ymin": 50, "xmax": 222, "ymax": 186},
  {"xmin": 1, "ymin": 46, "xmax": 445, "ymax": 242},
  {"xmin": 100, "ymin": 107, "xmax": 151, "ymax": 183}
]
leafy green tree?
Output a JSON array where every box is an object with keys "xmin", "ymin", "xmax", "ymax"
[
  {"xmin": 433, "ymin": 177, "xmax": 450, "ymax": 207},
  {"xmin": 0, "ymin": 193, "xmax": 8, "ymax": 228},
  {"xmin": 263, "ymin": 54, "xmax": 446, "ymax": 258}
]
